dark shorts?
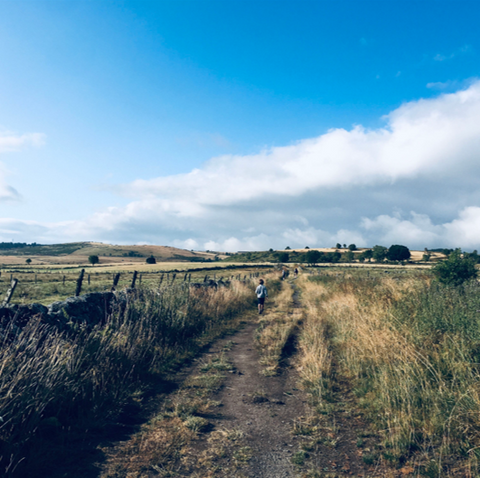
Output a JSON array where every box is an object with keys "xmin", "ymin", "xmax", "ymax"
[{"xmin": 257, "ymin": 297, "xmax": 265, "ymax": 305}]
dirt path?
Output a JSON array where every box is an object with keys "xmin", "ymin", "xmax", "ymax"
[
  {"xmin": 98, "ymin": 280, "xmax": 388, "ymax": 477},
  {"xmin": 197, "ymin": 321, "xmax": 306, "ymax": 477}
]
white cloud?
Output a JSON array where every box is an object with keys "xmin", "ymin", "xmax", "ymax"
[
  {"xmin": 121, "ymin": 81, "xmax": 480, "ymax": 216},
  {"xmin": 0, "ymin": 131, "xmax": 45, "ymax": 153},
  {"xmin": 6, "ymin": 83, "xmax": 480, "ymax": 251}
]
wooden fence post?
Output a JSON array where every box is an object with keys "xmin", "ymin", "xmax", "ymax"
[
  {"xmin": 131, "ymin": 271, "xmax": 138, "ymax": 289},
  {"xmin": 35, "ymin": 274, "xmax": 37, "ymax": 284},
  {"xmin": 112, "ymin": 273, "xmax": 121, "ymax": 291},
  {"xmin": 88, "ymin": 274, "xmax": 91, "ymax": 285},
  {"xmin": 75, "ymin": 269, "xmax": 85, "ymax": 297},
  {"xmin": 172, "ymin": 273, "xmax": 176, "ymax": 283},
  {"xmin": 184, "ymin": 273, "xmax": 188, "ymax": 281},
  {"xmin": 3, "ymin": 278, "xmax": 18, "ymax": 305},
  {"xmin": 63, "ymin": 275, "xmax": 65, "ymax": 285},
  {"xmin": 139, "ymin": 274, "xmax": 142, "ymax": 285},
  {"xmin": 159, "ymin": 273, "xmax": 164, "ymax": 286}
]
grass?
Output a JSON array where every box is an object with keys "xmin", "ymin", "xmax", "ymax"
[
  {"xmin": 254, "ymin": 277, "xmax": 302, "ymax": 375},
  {"xmin": 297, "ymin": 270, "xmax": 480, "ymax": 475},
  {"xmin": 0, "ymin": 265, "xmax": 269, "ymax": 305},
  {"xmin": 0, "ymin": 280, "xmax": 256, "ymax": 477}
]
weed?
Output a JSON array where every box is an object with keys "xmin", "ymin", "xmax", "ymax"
[{"xmin": 291, "ymin": 450, "xmax": 309, "ymax": 465}]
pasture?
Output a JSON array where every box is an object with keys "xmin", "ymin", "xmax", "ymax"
[{"xmin": 0, "ymin": 261, "xmax": 270, "ymax": 305}]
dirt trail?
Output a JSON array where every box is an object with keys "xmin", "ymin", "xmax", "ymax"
[
  {"xmin": 200, "ymin": 321, "xmax": 305, "ymax": 477},
  {"xmin": 97, "ymin": 279, "xmax": 386, "ymax": 477}
]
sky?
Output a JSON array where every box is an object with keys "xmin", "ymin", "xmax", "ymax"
[{"xmin": 1, "ymin": 0, "xmax": 480, "ymax": 251}]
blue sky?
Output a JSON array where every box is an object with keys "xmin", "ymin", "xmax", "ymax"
[{"xmin": 1, "ymin": 0, "xmax": 480, "ymax": 250}]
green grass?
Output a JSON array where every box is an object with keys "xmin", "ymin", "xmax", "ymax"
[{"xmin": 0, "ymin": 281, "xmax": 255, "ymax": 477}]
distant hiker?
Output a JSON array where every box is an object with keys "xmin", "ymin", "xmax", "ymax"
[
  {"xmin": 294, "ymin": 268, "xmax": 298, "ymax": 277},
  {"xmin": 255, "ymin": 279, "xmax": 268, "ymax": 314},
  {"xmin": 281, "ymin": 269, "xmax": 286, "ymax": 280}
]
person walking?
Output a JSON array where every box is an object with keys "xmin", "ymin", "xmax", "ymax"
[
  {"xmin": 255, "ymin": 279, "xmax": 268, "ymax": 314},
  {"xmin": 294, "ymin": 267, "xmax": 298, "ymax": 277}
]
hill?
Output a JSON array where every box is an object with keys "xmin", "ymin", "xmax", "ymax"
[{"xmin": 0, "ymin": 242, "xmax": 225, "ymax": 265}]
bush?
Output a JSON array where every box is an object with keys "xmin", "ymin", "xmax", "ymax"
[
  {"xmin": 306, "ymin": 250, "xmax": 321, "ymax": 265},
  {"xmin": 386, "ymin": 245, "xmax": 411, "ymax": 261},
  {"xmin": 372, "ymin": 245, "xmax": 387, "ymax": 262},
  {"xmin": 88, "ymin": 255, "xmax": 99, "ymax": 266},
  {"xmin": 348, "ymin": 244, "xmax": 357, "ymax": 251},
  {"xmin": 146, "ymin": 255, "xmax": 156, "ymax": 264},
  {"xmin": 432, "ymin": 249, "xmax": 477, "ymax": 286},
  {"xmin": 277, "ymin": 252, "xmax": 289, "ymax": 263}
]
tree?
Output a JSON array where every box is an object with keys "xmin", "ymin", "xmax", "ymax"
[
  {"xmin": 345, "ymin": 250, "xmax": 354, "ymax": 262},
  {"xmin": 25, "ymin": 258, "xmax": 32, "ymax": 265},
  {"xmin": 422, "ymin": 253, "xmax": 431, "ymax": 262},
  {"xmin": 432, "ymin": 249, "xmax": 477, "ymax": 286},
  {"xmin": 348, "ymin": 244, "xmax": 357, "ymax": 251},
  {"xmin": 336, "ymin": 243, "xmax": 342, "ymax": 249},
  {"xmin": 372, "ymin": 245, "xmax": 387, "ymax": 263},
  {"xmin": 88, "ymin": 255, "xmax": 99, "ymax": 266},
  {"xmin": 285, "ymin": 246, "xmax": 291, "ymax": 250},
  {"xmin": 361, "ymin": 249, "xmax": 373, "ymax": 262},
  {"xmin": 277, "ymin": 252, "xmax": 289, "ymax": 263},
  {"xmin": 146, "ymin": 255, "xmax": 156, "ymax": 264},
  {"xmin": 269, "ymin": 248, "xmax": 274, "ymax": 252},
  {"xmin": 387, "ymin": 245, "xmax": 411, "ymax": 262},
  {"xmin": 331, "ymin": 251, "xmax": 341, "ymax": 263},
  {"xmin": 305, "ymin": 246, "xmax": 310, "ymax": 249},
  {"xmin": 306, "ymin": 250, "xmax": 321, "ymax": 265}
]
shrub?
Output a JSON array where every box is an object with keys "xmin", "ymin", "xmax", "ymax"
[
  {"xmin": 432, "ymin": 249, "xmax": 477, "ymax": 286},
  {"xmin": 306, "ymin": 250, "xmax": 321, "ymax": 265},
  {"xmin": 387, "ymin": 245, "xmax": 410, "ymax": 261},
  {"xmin": 277, "ymin": 252, "xmax": 289, "ymax": 263},
  {"xmin": 88, "ymin": 255, "xmax": 99, "ymax": 266},
  {"xmin": 372, "ymin": 245, "xmax": 387, "ymax": 262},
  {"xmin": 146, "ymin": 255, "xmax": 156, "ymax": 264}
]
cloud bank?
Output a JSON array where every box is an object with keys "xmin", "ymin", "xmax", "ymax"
[{"xmin": 4, "ymin": 82, "xmax": 480, "ymax": 251}]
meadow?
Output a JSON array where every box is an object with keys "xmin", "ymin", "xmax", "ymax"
[
  {"xmin": 1, "ymin": 257, "xmax": 478, "ymax": 476},
  {"xmin": 296, "ymin": 268, "xmax": 480, "ymax": 476},
  {"xmin": 0, "ymin": 275, "xmax": 259, "ymax": 477},
  {"xmin": 0, "ymin": 262, "xmax": 270, "ymax": 305}
]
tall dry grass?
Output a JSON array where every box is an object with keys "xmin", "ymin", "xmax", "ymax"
[
  {"xmin": 255, "ymin": 278, "xmax": 302, "ymax": 375},
  {"xmin": 298, "ymin": 272, "xmax": 480, "ymax": 474},
  {"xmin": 0, "ymin": 281, "xmax": 255, "ymax": 477}
]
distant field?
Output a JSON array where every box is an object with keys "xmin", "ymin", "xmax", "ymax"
[
  {"xmin": 0, "ymin": 241, "xmax": 227, "ymax": 264},
  {"xmin": 0, "ymin": 262, "xmax": 272, "ymax": 305}
]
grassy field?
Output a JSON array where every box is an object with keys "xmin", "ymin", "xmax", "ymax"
[
  {"xmin": 0, "ymin": 277, "xmax": 259, "ymax": 477},
  {"xmin": 0, "ymin": 262, "xmax": 272, "ymax": 305},
  {"xmin": 0, "ymin": 241, "xmax": 226, "ymax": 261},
  {"xmin": 296, "ymin": 268, "xmax": 480, "ymax": 475}
]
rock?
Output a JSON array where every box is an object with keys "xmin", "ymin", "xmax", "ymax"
[{"xmin": 48, "ymin": 292, "xmax": 115, "ymax": 326}]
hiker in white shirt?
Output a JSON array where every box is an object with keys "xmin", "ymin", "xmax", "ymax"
[{"xmin": 255, "ymin": 279, "xmax": 268, "ymax": 314}]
